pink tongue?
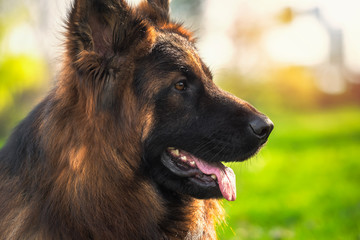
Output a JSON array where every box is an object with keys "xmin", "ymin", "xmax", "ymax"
[{"xmin": 187, "ymin": 154, "xmax": 236, "ymax": 201}]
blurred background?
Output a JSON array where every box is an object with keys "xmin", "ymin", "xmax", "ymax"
[{"xmin": 0, "ymin": 0, "xmax": 359, "ymax": 239}]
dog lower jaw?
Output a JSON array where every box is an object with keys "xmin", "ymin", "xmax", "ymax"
[{"xmin": 160, "ymin": 148, "xmax": 236, "ymax": 201}]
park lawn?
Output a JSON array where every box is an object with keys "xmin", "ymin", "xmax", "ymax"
[{"xmin": 218, "ymin": 107, "xmax": 360, "ymax": 240}]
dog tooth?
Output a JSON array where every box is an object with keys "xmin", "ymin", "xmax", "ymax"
[
  {"xmin": 168, "ymin": 147, "xmax": 175, "ymax": 150},
  {"xmin": 211, "ymin": 174, "xmax": 217, "ymax": 180},
  {"xmin": 189, "ymin": 161, "xmax": 196, "ymax": 167},
  {"xmin": 180, "ymin": 156, "xmax": 187, "ymax": 161},
  {"xmin": 171, "ymin": 149, "xmax": 180, "ymax": 156}
]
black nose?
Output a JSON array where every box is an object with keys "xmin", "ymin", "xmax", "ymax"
[{"xmin": 249, "ymin": 116, "xmax": 274, "ymax": 141}]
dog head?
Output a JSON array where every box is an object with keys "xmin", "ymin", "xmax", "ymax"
[{"xmin": 66, "ymin": 0, "xmax": 273, "ymax": 201}]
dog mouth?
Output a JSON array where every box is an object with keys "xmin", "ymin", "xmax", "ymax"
[{"xmin": 161, "ymin": 147, "xmax": 236, "ymax": 201}]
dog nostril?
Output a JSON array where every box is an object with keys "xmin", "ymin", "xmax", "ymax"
[{"xmin": 249, "ymin": 117, "xmax": 274, "ymax": 140}]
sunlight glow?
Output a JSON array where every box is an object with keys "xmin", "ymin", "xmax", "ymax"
[
  {"xmin": 262, "ymin": 16, "xmax": 329, "ymax": 65},
  {"xmin": 199, "ymin": 34, "xmax": 234, "ymax": 70},
  {"xmin": 5, "ymin": 24, "xmax": 40, "ymax": 56},
  {"xmin": 199, "ymin": 0, "xmax": 360, "ymax": 72}
]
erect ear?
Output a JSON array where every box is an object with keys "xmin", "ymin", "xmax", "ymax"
[
  {"xmin": 66, "ymin": 0, "xmax": 132, "ymax": 59},
  {"xmin": 137, "ymin": 0, "xmax": 170, "ymax": 24},
  {"xmin": 65, "ymin": 0, "xmax": 156, "ymax": 112}
]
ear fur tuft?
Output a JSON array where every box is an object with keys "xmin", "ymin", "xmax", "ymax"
[
  {"xmin": 136, "ymin": 0, "xmax": 170, "ymax": 24},
  {"xmin": 65, "ymin": 0, "xmax": 156, "ymax": 113},
  {"xmin": 66, "ymin": 0, "xmax": 132, "ymax": 60}
]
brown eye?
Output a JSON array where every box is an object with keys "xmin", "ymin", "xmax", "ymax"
[{"xmin": 174, "ymin": 81, "xmax": 187, "ymax": 91}]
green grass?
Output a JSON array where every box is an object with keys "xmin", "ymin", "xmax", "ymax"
[{"xmin": 218, "ymin": 107, "xmax": 360, "ymax": 240}]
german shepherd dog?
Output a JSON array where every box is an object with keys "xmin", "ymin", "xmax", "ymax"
[{"xmin": 0, "ymin": 0, "xmax": 273, "ymax": 239}]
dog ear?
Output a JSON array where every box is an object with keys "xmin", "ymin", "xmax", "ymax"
[
  {"xmin": 66, "ymin": 0, "xmax": 132, "ymax": 59},
  {"xmin": 65, "ymin": 0, "xmax": 156, "ymax": 112},
  {"xmin": 137, "ymin": 0, "xmax": 170, "ymax": 24},
  {"xmin": 67, "ymin": 0, "xmax": 156, "ymax": 70}
]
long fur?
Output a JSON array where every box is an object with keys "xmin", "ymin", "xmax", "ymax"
[{"xmin": 0, "ymin": 1, "xmax": 224, "ymax": 239}]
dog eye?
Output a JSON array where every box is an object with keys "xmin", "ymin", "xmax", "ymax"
[{"xmin": 174, "ymin": 80, "xmax": 187, "ymax": 91}]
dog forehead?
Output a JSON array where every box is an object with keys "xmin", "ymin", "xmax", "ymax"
[{"xmin": 152, "ymin": 32, "xmax": 211, "ymax": 79}]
